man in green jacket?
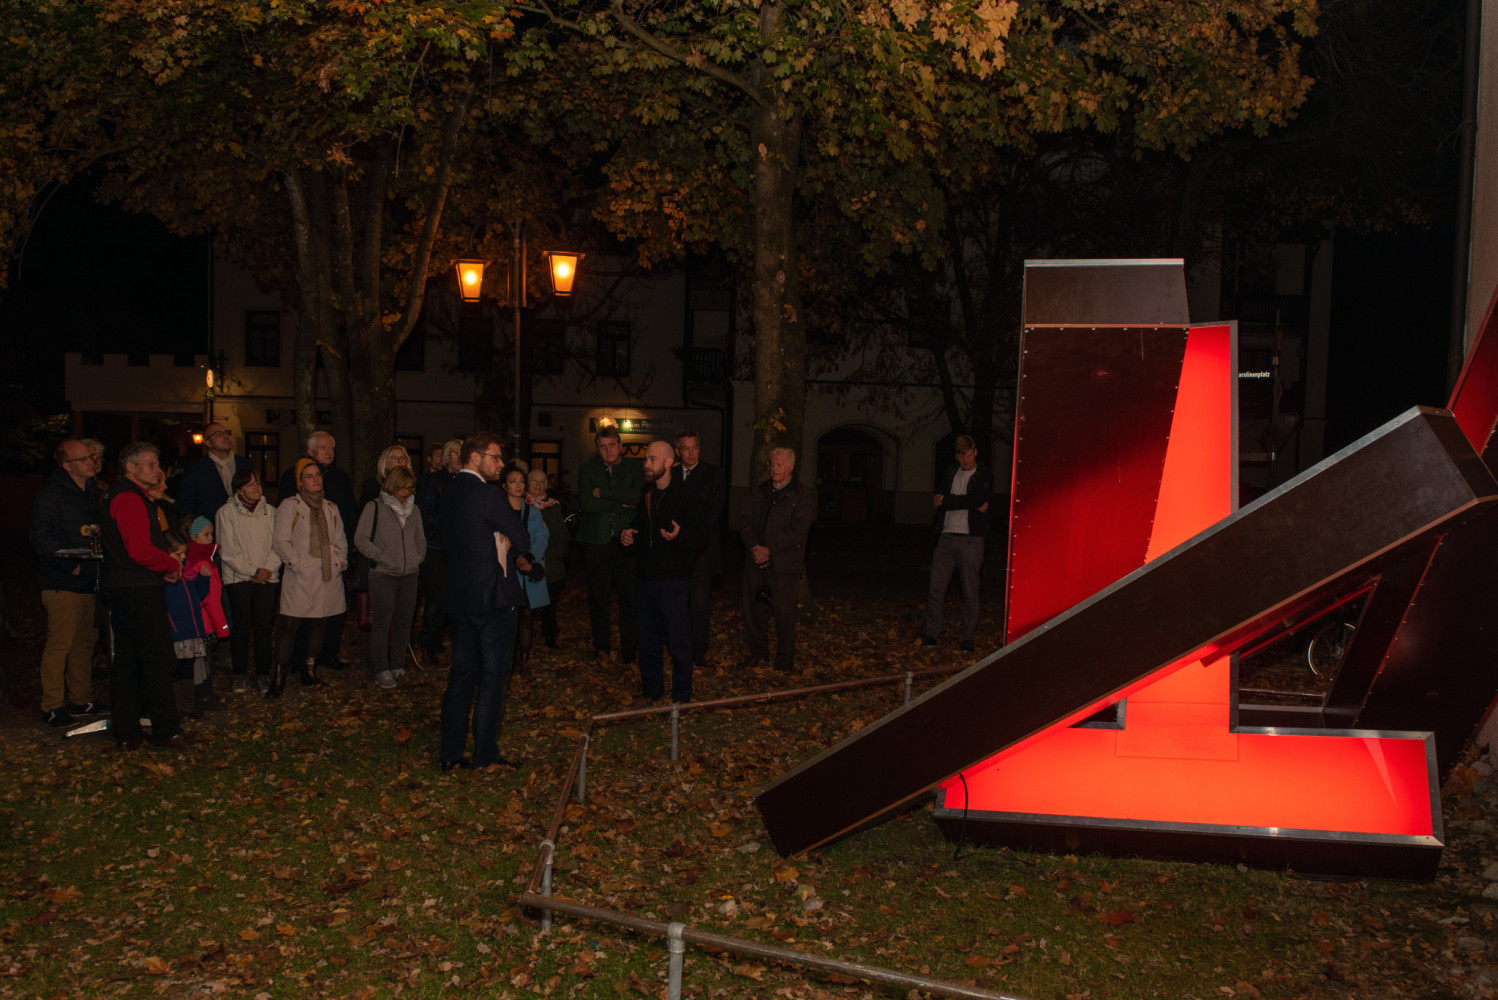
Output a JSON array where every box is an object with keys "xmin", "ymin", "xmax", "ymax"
[{"xmin": 577, "ymin": 426, "xmax": 644, "ymax": 663}]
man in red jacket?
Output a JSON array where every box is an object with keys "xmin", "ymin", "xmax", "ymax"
[{"xmin": 99, "ymin": 442, "xmax": 188, "ymax": 750}]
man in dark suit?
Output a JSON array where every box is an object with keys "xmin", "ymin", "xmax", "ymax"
[
  {"xmin": 674, "ymin": 430, "xmax": 725, "ymax": 665},
  {"xmin": 620, "ymin": 440, "xmax": 706, "ymax": 707},
  {"xmin": 278, "ymin": 431, "xmax": 358, "ymax": 670},
  {"xmin": 739, "ymin": 447, "xmax": 817, "ymax": 671},
  {"xmin": 438, "ymin": 433, "xmax": 530, "ymax": 771},
  {"xmin": 176, "ymin": 423, "xmax": 252, "ymax": 522},
  {"xmin": 921, "ymin": 434, "xmax": 994, "ymax": 652}
]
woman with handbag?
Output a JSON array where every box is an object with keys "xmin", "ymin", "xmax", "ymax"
[
  {"xmin": 500, "ymin": 464, "xmax": 549, "ymax": 677},
  {"xmin": 354, "ymin": 466, "xmax": 426, "ymax": 689},
  {"xmin": 269, "ymin": 459, "xmax": 347, "ymax": 697},
  {"xmin": 216, "ymin": 469, "xmax": 281, "ymax": 694}
]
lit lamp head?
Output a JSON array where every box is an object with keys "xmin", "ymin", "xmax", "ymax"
[
  {"xmin": 543, "ymin": 250, "xmax": 584, "ymax": 296},
  {"xmin": 192, "ymin": 432, "xmax": 205, "ymax": 445},
  {"xmin": 454, "ymin": 258, "xmax": 488, "ymax": 303}
]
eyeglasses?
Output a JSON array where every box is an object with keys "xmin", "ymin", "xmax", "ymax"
[
  {"xmin": 482, "ymin": 451, "xmax": 504, "ymax": 460},
  {"xmin": 62, "ymin": 457, "xmax": 92, "ymax": 465}
]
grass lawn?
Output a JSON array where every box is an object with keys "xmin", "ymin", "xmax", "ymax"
[{"xmin": 0, "ymin": 591, "xmax": 1492, "ymax": 999}]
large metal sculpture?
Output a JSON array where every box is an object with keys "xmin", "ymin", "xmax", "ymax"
[{"xmin": 755, "ymin": 260, "xmax": 1498, "ymax": 878}]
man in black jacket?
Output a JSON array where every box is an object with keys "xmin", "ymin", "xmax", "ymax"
[
  {"xmin": 176, "ymin": 422, "xmax": 252, "ymax": 521},
  {"xmin": 739, "ymin": 447, "xmax": 817, "ymax": 671},
  {"xmin": 674, "ymin": 430, "xmax": 726, "ymax": 665},
  {"xmin": 438, "ymin": 433, "xmax": 530, "ymax": 770},
  {"xmin": 620, "ymin": 440, "xmax": 705, "ymax": 707},
  {"xmin": 921, "ymin": 435, "xmax": 993, "ymax": 652},
  {"xmin": 28, "ymin": 439, "xmax": 106, "ymax": 725}
]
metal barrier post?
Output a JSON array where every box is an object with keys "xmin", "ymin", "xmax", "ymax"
[
  {"xmin": 576, "ymin": 734, "xmax": 589, "ymax": 804},
  {"xmin": 666, "ymin": 921, "xmax": 686, "ymax": 1000},
  {"xmin": 904, "ymin": 671, "xmax": 914, "ymax": 704},
  {"xmin": 539, "ymin": 839, "xmax": 555, "ymax": 933},
  {"xmin": 670, "ymin": 704, "xmax": 680, "ymax": 762}
]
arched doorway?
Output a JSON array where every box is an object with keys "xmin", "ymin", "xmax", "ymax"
[{"xmin": 816, "ymin": 427, "xmax": 891, "ymax": 522}]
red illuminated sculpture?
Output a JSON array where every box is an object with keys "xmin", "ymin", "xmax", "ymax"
[{"xmin": 755, "ymin": 260, "xmax": 1498, "ymax": 878}]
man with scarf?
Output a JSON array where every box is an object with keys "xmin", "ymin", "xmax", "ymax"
[{"xmin": 619, "ymin": 440, "xmax": 705, "ymax": 708}]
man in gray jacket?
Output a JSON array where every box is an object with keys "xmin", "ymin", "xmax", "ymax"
[{"xmin": 738, "ymin": 447, "xmax": 817, "ymax": 671}]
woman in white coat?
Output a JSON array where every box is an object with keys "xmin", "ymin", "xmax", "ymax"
[
  {"xmin": 215, "ymin": 469, "xmax": 282, "ymax": 693},
  {"xmin": 269, "ymin": 459, "xmax": 347, "ymax": 697}
]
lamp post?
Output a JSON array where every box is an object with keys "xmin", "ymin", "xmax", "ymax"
[{"xmin": 453, "ymin": 234, "xmax": 584, "ymax": 461}]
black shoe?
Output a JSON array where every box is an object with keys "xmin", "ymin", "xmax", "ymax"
[
  {"xmin": 919, "ymin": 635, "xmax": 938, "ymax": 646},
  {"xmin": 194, "ymin": 682, "xmax": 226, "ymax": 711},
  {"xmin": 148, "ymin": 732, "xmax": 196, "ymax": 751},
  {"xmin": 298, "ymin": 659, "xmax": 326, "ymax": 687},
  {"xmin": 543, "ymin": 637, "xmax": 559, "ymax": 649},
  {"xmin": 627, "ymin": 696, "xmax": 655, "ymax": 710},
  {"xmin": 318, "ymin": 659, "xmax": 351, "ymax": 672},
  {"xmin": 43, "ymin": 708, "xmax": 77, "ymax": 728},
  {"xmin": 736, "ymin": 656, "xmax": 767, "ymax": 670},
  {"xmin": 66, "ymin": 702, "xmax": 110, "ymax": 717},
  {"xmin": 440, "ymin": 757, "xmax": 474, "ymax": 773},
  {"xmin": 961, "ymin": 640, "xmax": 976, "ymax": 653},
  {"xmin": 621, "ymin": 652, "xmax": 637, "ymax": 665},
  {"xmin": 115, "ymin": 734, "xmax": 147, "ymax": 752}
]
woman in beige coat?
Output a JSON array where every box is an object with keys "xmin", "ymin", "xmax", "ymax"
[{"xmin": 269, "ymin": 459, "xmax": 347, "ymax": 696}]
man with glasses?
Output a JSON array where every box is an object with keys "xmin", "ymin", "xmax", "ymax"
[
  {"xmin": 437, "ymin": 433, "xmax": 530, "ymax": 771},
  {"xmin": 28, "ymin": 439, "xmax": 108, "ymax": 726},
  {"xmin": 177, "ymin": 422, "xmax": 253, "ymax": 522}
]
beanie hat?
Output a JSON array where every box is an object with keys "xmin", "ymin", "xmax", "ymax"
[{"xmin": 189, "ymin": 516, "xmax": 213, "ymax": 540}]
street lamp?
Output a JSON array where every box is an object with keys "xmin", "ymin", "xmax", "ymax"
[
  {"xmin": 542, "ymin": 250, "xmax": 584, "ymax": 296},
  {"xmin": 454, "ymin": 258, "xmax": 487, "ymax": 303}
]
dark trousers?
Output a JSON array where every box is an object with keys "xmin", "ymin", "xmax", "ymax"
[
  {"xmin": 743, "ymin": 565, "xmax": 800, "ymax": 669},
  {"xmin": 279, "ymin": 614, "xmax": 329, "ymax": 670},
  {"xmin": 925, "ymin": 533, "xmax": 985, "ymax": 642},
  {"xmin": 224, "ymin": 580, "xmax": 278, "ymax": 677},
  {"xmin": 687, "ymin": 559, "xmax": 714, "ymax": 660},
  {"xmin": 441, "ymin": 607, "xmax": 518, "ymax": 767},
  {"xmin": 416, "ymin": 549, "xmax": 447, "ymax": 653},
  {"xmin": 105, "ymin": 586, "xmax": 181, "ymax": 742},
  {"xmin": 583, "ymin": 542, "xmax": 638, "ymax": 657},
  {"xmin": 538, "ymin": 581, "xmax": 563, "ymax": 642},
  {"xmin": 638, "ymin": 579, "xmax": 693, "ymax": 702},
  {"xmin": 368, "ymin": 571, "xmax": 419, "ymax": 676}
]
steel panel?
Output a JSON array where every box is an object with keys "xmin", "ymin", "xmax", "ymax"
[
  {"xmin": 1005, "ymin": 324, "xmax": 1187, "ymax": 640},
  {"xmin": 755, "ymin": 408, "xmax": 1498, "ymax": 857},
  {"xmin": 1022, "ymin": 259, "xmax": 1189, "ymax": 327}
]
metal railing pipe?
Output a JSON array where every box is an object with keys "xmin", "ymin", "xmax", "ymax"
[{"xmin": 517, "ymin": 892, "xmax": 1031, "ymax": 1000}]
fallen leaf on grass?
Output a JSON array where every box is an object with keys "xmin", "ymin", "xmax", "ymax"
[
  {"xmin": 43, "ymin": 886, "xmax": 82, "ymax": 904},
  {"xmin": 392, "ymin": 726, "xmax": 415, "ymax": 744},
  {"xmin": 1101, "ymin": 909, "xmax": 1137, "ymax": 926},
  {"xmin": 727, "ymin": 962, "xmax": 765, "ymax": 980},
  {"xmin": 26, "ymin": 909, "xmax": 56, "ymax": 926},
  {"xmin": 773, "ymin": 864, "xmax": 798, "ymax": 883},
  {"xmin": 145, "ymin": 956, "xmax": 171, "ymax": 975}
]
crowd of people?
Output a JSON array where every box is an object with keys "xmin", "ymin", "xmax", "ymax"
[{"xmin": 27, "ymin": 422, "xmax": 988, "ymax": 765}]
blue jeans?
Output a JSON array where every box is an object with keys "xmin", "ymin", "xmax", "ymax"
[
  {"xmin": 638, "ymin": 579, "xmax": 693, "ymax": 702},
  {"xmin": 441, "ymin": 607, "xmax": 518, "ymax": 766}
]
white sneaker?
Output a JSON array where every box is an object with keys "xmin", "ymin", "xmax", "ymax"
[
  {"xmin": 394, "ymin": 668, "xmax": 407, "ymax": 680},
  {"xmin": 232, "ymin": 676, "xmax": 249, "ymax": 694},
  {"xmin": 374, "ymin": 670, "xmax": 398, "ymax": 689}
]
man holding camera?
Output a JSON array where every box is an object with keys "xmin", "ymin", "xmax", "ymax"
[{"xmin": 738, "ymin": 447, "xmax": 816, "ymax": 672}]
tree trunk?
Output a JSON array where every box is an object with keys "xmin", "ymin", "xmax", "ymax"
[{"xmin": 746, "ymin": 97, "xmax": 805, "ymax": 486}]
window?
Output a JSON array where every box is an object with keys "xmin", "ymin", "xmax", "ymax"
[
  {"xmin": 529, "ymin": 440, "xmax": 561, "ymax": 485},
  {"xmin": 245, "ymin": 432, "xmax": 279, "ymax": 492},
  {"xmin": 596, "ymin": 321, "xmax": 630, "ymax": 377},
  {"xmin": 532, "ymin": 319, "xmax": 565, "ymax": 376},
  {"xmin": 395, "ymin": 324, "xmax": 425, "ymax": 372},
  {"xmin": 245, "ymin": 310, "xmax": 281, "ymax": 367}
]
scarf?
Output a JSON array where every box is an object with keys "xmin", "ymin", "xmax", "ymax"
[
  {"xmin": 381, "ymin": 491, "xmax": 415, "ymax": 526},
  {"xmin": 298, "ymin": 488, "xmax": 334, "ymax": 582},
  {"xmin": 186, "ymin": 540, "xmax": 217, "ymax": 575},
  {"xmin": 527, "ymin": 493, "xmax": 559, "ymax": 509},
  {"xmin": 238, "ymin": 494, "xmax": 260, "ymax": 514}
]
